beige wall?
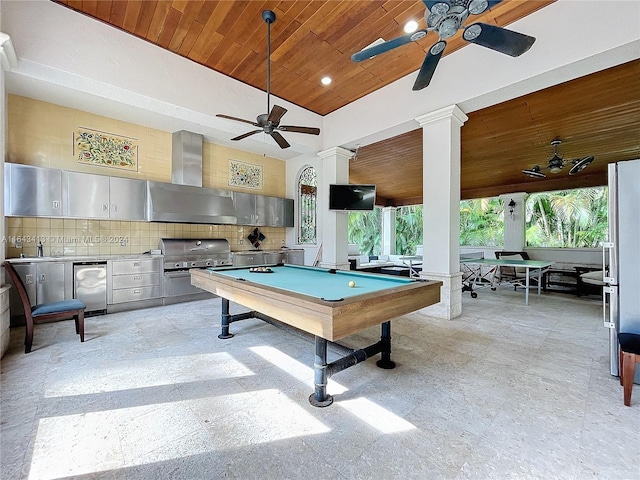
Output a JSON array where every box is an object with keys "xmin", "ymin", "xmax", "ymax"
[{"xmin": 5, "ymin": 95, "xmax": 288, "ymax": 257}]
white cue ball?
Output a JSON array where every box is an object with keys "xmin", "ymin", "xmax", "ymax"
[{"xmin": 348, "ymin": 281, "xmax": 355, "ymax": 288}]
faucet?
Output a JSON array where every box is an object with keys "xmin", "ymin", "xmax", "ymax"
[{"xmin": 37, "ymin": 241, "xmax": 43, "ymax": 257}]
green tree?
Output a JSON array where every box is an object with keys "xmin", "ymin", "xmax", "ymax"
[
  {"xmin": 348, "ymin": 208, "xmax": 382, "ymax": 255},
  {"xmin": 525, "ymin": 187, "xmax": 607, "ymax": 247},
  {"xmin": 396, "ymin": 205, "xmax": 423, "ymax": 255},
  {"xmin": 459, "ymin": 198, "xmax": 504, "ymax": 246}
]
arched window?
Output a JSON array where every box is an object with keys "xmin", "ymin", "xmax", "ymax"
[{"xmin": 297, "ymin": 166, "xmax": 317, "ymax": 244}]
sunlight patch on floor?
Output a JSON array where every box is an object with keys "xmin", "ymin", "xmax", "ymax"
[
  {"xmin": 44, "ymin": 352, "xmax": 255, "ymax": 397},
  {"xmin": 29, "ymin": 389, "xmax": 330, "ymax": 479},
  {"xmin": 249, "ymin": 345, "xmax": 348, "ymax": 395},
  {"xmin": 338, "ymin": 397, "xmax": 416, "ymax": 433}
]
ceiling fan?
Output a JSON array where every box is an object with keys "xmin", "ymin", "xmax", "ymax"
[
  {"xmin": 351, "ymin": 0, "xmax": 536, "ymax": 91},
  {"xmin": 216, "ymin": 10, "xmax": 320, "ymax": 149},
  {"xmin": 522, "ymin": 140, "xmax": 595, "ymax": 178}
]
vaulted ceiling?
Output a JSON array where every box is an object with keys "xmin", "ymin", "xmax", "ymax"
[
  {"xmin": 51, "ymin": 1, "xmax": 640, "ymax": 204},
  {"xmin": 53, "ymin": 0, "xmax": 553, "ymax": 116}
]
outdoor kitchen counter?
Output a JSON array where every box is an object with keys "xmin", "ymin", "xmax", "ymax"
[{"xmin": 6, "ymin": 253, "xmax": 164, "ymax": 263}]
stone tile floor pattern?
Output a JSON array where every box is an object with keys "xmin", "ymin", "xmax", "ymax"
[{"xmin": 1, "ymin": 287, "xmax": 638, "ymax": 479}]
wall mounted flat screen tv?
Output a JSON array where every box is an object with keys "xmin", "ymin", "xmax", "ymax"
[{"xmin": 329, "ymin": 184, "xmax": 376, "ymax": 211}]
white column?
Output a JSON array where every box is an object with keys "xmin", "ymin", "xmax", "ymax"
[
  {"xmin": 500, "ymin": 192, "xmax": 528, "ymax": 251},
  {"xmin": 317, "ymin": 147, "xmax": 352, "ymax": 270},
  {"xmin": 381, "ymin": 206, "xmax": 396, "ymax": 255},
  {"xmin": 415, "ymin": 105, "xmax": 468, "ymax": 320}
]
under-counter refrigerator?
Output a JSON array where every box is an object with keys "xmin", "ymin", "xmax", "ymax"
[
  {"xmin": 604, "ymin": 159, "xmax": 640, "ymax": 382},
  {"xmin": 74, "ymin": 263, "xmax": 107, "ymax": 313}
]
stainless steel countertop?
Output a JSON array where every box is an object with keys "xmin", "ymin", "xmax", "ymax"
[
  {"xmin": 232, "ymin": 249, "xmax": 304, "ymax": 255},
  {"xmin": 6, "ymin": 254, "xmax": 164, "ymax": 263}
]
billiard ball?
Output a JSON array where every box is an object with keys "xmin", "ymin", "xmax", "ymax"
[{"xmin": 348, "ymin": 281, "xmax": 355, "ymax": 288}]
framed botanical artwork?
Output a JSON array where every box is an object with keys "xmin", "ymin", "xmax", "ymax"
[
  {"xmin": 74, "ymin": 127, "xmax": 138, "ymax": 171},
  {"xmin": 229, "ymin": 159, "xmax": 263, "ymax": 189}
]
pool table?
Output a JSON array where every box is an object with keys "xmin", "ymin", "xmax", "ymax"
[{"xmin": 191, "ymin": 264, "xmax": 442, "ymax": 406}]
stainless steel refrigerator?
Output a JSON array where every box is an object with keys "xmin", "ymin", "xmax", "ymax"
[{"xmin": 604, "ymin": 159, "xmax": 640, "ymax": 381}]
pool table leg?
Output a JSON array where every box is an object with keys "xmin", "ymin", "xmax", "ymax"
[
  {"xmin": 309, "ymin": 337, "xmax": 334, "ymax": 407},
  {"xmin": 377, "ymin": 321, "xmax": 396, "ymax": 369},
  {"xmin": 218, "ymin": 298, "xmax": 235, "ymax": 339}
]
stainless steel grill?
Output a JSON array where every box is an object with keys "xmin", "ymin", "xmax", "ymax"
[
  {"xmin": 160, "ymin": 238, "xmax": 233, "ymax": 271},
  {"xmin": 159, "ymin": 238, "xmax": 232, "ymax": 304}
]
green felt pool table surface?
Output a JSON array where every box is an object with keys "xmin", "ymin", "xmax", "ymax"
[{"xmin": 207, "ymin": 264, "xmax": 414, "ymax": 301}]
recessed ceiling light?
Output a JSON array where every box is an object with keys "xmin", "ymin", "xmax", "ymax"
[
  {"xmin": 404, "ymin": 20, "xmax": 418, "ymax": 34},
  {"xmin": 321, "ymin": 76, "xmax": 332, "ymax": 86}
]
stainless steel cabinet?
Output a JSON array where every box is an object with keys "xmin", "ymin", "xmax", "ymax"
[
  {"xmin": 64, "ymin": 171, "xmax": 110, "ymax": 218},
  {"xmin": 64, "ymin": 172, "xmax": 146, "ymax": 220},
  {"xmin": 6, "ymin": 263, "xmax": 36, "ymax": 323},
  {"xmin": 234, "ymin": 192, "xmax": 256, "ymax": 225},
  {"xmin": 109, "ymin": 177, "xmax": 146, "ymax": 220},
  {"xmin": 4, "ymin": 164, "xmax": 63, "ymax": 217},
  {"xmin": 275, "ymin": 197, "xmax": 294, "ymax": 227},
  {"xmin": 107, "ymin": 258, "xmax": 162, "ymax": 305},
  {"xmin": 36, "ymin": 262, "xmax": 66, "ymax": 305},
  {"xmin": 6, "ymin": 261, "xmax": 68, "ymax": 325},
  {"xmin": 234, "ymin": 192, "xmax": 294, "ymax": 227}
]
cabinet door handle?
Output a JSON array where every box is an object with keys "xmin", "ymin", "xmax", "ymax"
[
  {"xmin": 53, "ymin": 200, "xmax": 60, "ymax": 209},
  {"xmin": 39, "ymin": 274, "xmax": 46, "ymax": 283},
  {"xmin": 133, "ymin": 262, "xmax": 140, "ymax": 266},
  {"xmin": 133, "ymin": 276, "xmax": 141, "ymax": 280},
  {"xmin": 102, "ymin": 204, "xmax": 109, "ymax": 212},
  {"xmin": 133, "ymin": 289, "xmax": 141, "ymax": 294},
  {"xmin": 111, "ymin": 204, "xmax": 117, "ymax": 212}
]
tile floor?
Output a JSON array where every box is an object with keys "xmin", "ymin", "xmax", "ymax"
[{"xmin": 1, "ymin": 287, "xmax": 638, "ymax": 480}]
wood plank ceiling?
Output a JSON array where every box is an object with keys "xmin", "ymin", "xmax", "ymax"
[
  {"xmin": 53, "ymin": 1, "xmax": 640, "ymax": 204},
  {"xmin": 350, "ymin": 59, "xmax": 640, "ymax": 203},
  {"xmin": 54, "ymin": 0, "xmax": 551, "ymax": 116}
]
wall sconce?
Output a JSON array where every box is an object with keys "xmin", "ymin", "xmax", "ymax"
[{"xmin": 508, "ymin": 199, "xmax": 516, "ymax": 219}]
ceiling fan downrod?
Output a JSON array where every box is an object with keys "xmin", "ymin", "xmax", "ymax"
[{"xmin": 262, "ymin": 10, "xmax": 275, "ymax": 117}]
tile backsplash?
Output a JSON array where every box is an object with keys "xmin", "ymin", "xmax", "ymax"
[{"xmin": 5, "ymin": 217, "xmax": 285, "ymax": 258}]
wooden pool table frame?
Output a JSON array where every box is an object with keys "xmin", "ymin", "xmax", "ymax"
[{"xmin": 191, "ymin": 266, "xmax": 442, "ymax": 406}]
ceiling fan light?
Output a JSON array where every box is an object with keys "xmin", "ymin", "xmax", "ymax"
[
  {"xmin": 439, "ymin": 18, "xmax": 460, "ymax": 38},
  {"xmin": 404, "ymin": 20, "xmax": 419, "ymax": 34},
  {"xmin": 547, "ymin": 153, "xmax": 564, "ymax": 173}
]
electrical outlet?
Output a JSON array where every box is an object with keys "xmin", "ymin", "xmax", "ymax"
[{"xmin": 239, "ymin": 239, "xmax": 243, "ymax": 244}]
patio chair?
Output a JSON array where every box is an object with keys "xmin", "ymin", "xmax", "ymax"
[
  {"xmin": 494, "ymin": 251, "xmax": 532, "ymax": 290},
  {"xmin": 3, "ymin": 261, "xmax": 86, "ymax": 353}
]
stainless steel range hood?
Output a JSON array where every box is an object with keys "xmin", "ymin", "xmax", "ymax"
[
  {"xmin": 146, "ymin": 181, "xmax": 237, "ymax": 224},
  {"xmin": 172, "ymin": 130, "xmax": 203, "ymax": 187},
  {"xmin": 146, "ymin": 130, "xmax": 237, "ymax": 224}
]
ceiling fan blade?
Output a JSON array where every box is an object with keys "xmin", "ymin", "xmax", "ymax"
[
  {"xmin": 569, "ymin": 156, "xmax": 595, "ymax": 175},
  {"xmin": 412, "ymin": 40, "xmax": 446, "ymax": 91},
  {"xmin": 279, "ymin": 125, "xmax": 320, "ymax": 135},
  {"xmin": 216, "ymin": 114, "xmax": 260, "ymax": 127},
  {"xmin": 270, "ymin": 131, "xmax": 290, "ymax": 149},
  {"xmin": 352, "ymin": 31, "xmax": 427, "ymax": 62},
  {"xmin": 462, "ymin": 23, "xmax": 536, "ymax": 57},
  {"xmin": 230, "ymin": 130, "xmax": 262, "ymax": 141},
  {"xmin": 267, "ymin": 105, "xmax": 287, "ymax": 125}
]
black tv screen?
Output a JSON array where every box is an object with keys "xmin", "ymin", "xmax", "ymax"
[{"xmin": 329, "ymin": 184, "xmax": 376, "ymax": 211}]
